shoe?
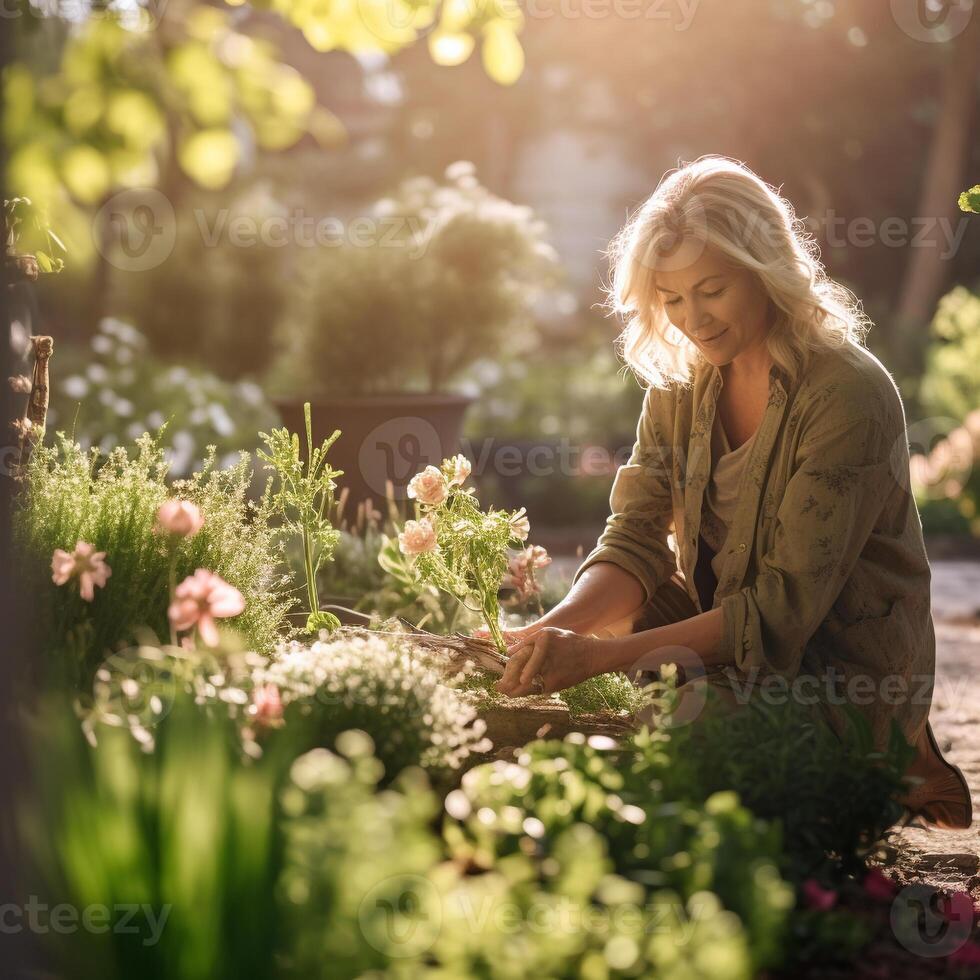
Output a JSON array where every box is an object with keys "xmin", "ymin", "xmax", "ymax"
[{"xmin": 898, "ymin": 721, "xmax": 973, "ymax": 830}]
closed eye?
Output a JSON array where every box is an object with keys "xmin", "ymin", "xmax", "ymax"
[{"xmin": 662, "ymin": 286, "xmax": 726, "ymax": 307}]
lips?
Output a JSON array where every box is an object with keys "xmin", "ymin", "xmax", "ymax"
[{"xmin": 700, "ymin": 328, "xmax": 728, "ymax": 344}]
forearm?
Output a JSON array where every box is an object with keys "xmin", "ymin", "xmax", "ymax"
[
  {"xmin": 542, "ymin": 560, "xmax": 647, "ymax": 635},
  {"xmin": 598, "ymin": 605, "xmax": 730, "ymax": 674}
]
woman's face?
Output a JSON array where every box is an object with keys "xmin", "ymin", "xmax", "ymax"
[{"xmin": 652, "ymin": 240, "xmax": 773, "ymax": 369}]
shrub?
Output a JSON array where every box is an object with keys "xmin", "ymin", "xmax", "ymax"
[
  {"xmin": 443, "ymin": 732, "xmax": 794, "ymax": 975},
  {"xmin": 12, "ymin": 430, "xmax": 294, "ymax": 686},
  {"xmin": 254, "ymin": 631, "xmax": 493, "ymax": 781},
  {"xmin": 648, "ymin": 686, "xmax": 916, "ymax": 880},
  {"xmin": 267, "ymin": 162, "xmax": 560, "ymax": 398}
]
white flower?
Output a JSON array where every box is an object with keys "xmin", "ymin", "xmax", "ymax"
[
  {"xmin": 509, "ymin": 506, "xmax": 530, "ymax": 542},
  {"xmin": 444, "ymin": 453, "xmax": 472, "ymax": 487}
]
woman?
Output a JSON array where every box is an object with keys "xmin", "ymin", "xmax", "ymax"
[{"xmin": 483, "ymin": 156, "xmax": 971, "ymax": 830}]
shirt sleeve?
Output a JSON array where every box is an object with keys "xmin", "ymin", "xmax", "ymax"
[
  {"xmin": 570, "ymin": 387, "xmax": 678, "ymax": 604},
  {"xmin": 719, "ymin": 412, "xmax": 893, "ymax": 678}
]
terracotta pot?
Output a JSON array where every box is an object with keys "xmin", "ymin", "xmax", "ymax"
[{"xmin": 272, "ymin": 392, "xmax": 474, "ymax": 514}]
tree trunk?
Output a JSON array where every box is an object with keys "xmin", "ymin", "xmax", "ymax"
[{"xmin": 894, "ymin": 12, "xmax": 980, "ymax": 379}]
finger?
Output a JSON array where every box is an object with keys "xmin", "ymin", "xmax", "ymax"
[
  {"xmin": 498, "ymin": 644, "xmax": 532, "ymax": 687},
  {"xmin": 519, "ymin": 634, "xmax": 550, "ymax": 686}
]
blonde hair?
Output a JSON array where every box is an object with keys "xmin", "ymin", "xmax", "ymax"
[{"xmin": 606, "ymin": 155, "xmax": 871, "ymax": 390}]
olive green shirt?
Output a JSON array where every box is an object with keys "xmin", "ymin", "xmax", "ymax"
[{"xmin": 573, "ymin": 341, "xmax": 935, "ymax": 749}]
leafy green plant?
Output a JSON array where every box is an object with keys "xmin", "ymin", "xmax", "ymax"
[
  {"xmin": 456, "ymin": 661, "xmax": 646, "ymax": 719},
  {"xmin": 21, "ymin": 687, "xmax": 304, "ymax": 980},
  {"xmin": 958, "ymin": 184, "xmax": 980, "ymax": 214},
  {"xmin": 444, "ymin": 731, "xmax": 794, "ymax": 976},
  {"xmin": 397, "ymin": 455, "xmax": 531, "ymax": 652},
  {"xmin": 315, "ymin": 483, "xmax": 480, "ymax": 634},
  {"xmin": 258, "ymin": 403, "xmax": 343, "ymax": 636},
  {"xmin": 13, "ymin": 430, "xmax": 294, "ymax": 687},
  {"xmin": 912, "ymin": 283, "xmax": 980, "ymax": 534},
  {"xmin": 628, "ymin": 681, "xmax": 916, "ymax": 882}
]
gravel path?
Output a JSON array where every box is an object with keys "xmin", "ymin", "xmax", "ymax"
[{"xmin": 890, "ymin": 561, "xmax": 980, "ymax": 897}]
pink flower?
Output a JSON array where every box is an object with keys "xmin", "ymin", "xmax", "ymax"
[
  {"xmin": 249, "ymin": 683, "xmax": 284, "ymax": 729},
  {"xmin": 51, "ymin": 540, "xmax": 112, "ymax": 601},
  {"xmin": 938, "ymin": 891, "xmax": 975, "ymax": 925},
  {"xmin": 948, "ymin": 940, "xmax": 980, "ymax": 967},
  {"xmin": 407, "ymin": 466, "xmax": 449, "ymax": 506},
  {"xmin": 8, "ymin": 375, "xmax": 31, "ymax": 394},
  {"xmin": 155, "ymin": 500, "xmax": 205, "ymax": 538},
  {"xmin": 168, "ymin": 569, "xmax": 245, "ymax": 647},
  {"xmin": 862, "ymin": 868, "xmax": 897, "ymax": 902},
  {"xmin": 801, "ymin": 878, "xmax": 838, "ymax": 911},
  {"xmin": 398, "ymin": 517, "xmax": 437, "ymax": 557},
  {"xmin": 503, "ymin": 545, "xmax": 552, "ymax": 603},
  {"xmin": 522, "ymin": 544, "xmax": 551, "ymax": 570},
  {"xmin": 444, "ymin": 454, "xmax": 472, "ymax": 487},
  {"xmin": 509, "ymin": 507, "xmax": 530, "ymax": 542}
]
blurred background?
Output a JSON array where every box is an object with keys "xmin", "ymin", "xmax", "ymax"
[{"xmin": 6, "ymin": 0, "xmax": 980, "ymax": 554}]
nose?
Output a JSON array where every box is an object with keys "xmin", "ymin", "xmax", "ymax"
[{"xmin": 688, "ymin": 298, "xmax": 714, "ymax": 337}]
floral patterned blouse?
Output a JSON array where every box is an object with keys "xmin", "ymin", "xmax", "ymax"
[{"xmin": 573, "ymin": 340, "xmax": 936, "ymax": 750}]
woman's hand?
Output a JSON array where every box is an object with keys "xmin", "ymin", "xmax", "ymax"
[{"xmin": 494, "ymin": 627, "xmax": 602, "ymax": 698}]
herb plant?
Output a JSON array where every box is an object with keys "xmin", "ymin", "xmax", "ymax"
[{"xmin": 258, "ymin": 403, "xmax": 343, "ymax": 636}]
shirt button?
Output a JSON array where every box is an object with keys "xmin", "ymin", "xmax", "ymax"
[{"xmin": 736, "ymin": 542, "xmax": 747, "ymax": 553}]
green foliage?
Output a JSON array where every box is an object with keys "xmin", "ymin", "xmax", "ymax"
[
  {"xmin": 276, "ymin": 739, "xmax": 446, "ymax": 978},
  {"xmin": 958, "ymin": 184, "xmax": 980, "ymax": 214},
  {"xmin": 13, "ymin": 430, "xmax": 294, "ymax": 686},
  {"xmin": 372, "ymin": 530, "xmax": 481, "ymax": 633},
  {"xmin": 404, "ymin": 457, "xmax": 529, "ymax": 651},
  {"xmin": 919, "ymin": 284, "xmax": 980, "ymax": 423},
  {"xmin": 457, "ymin": 663, "xmax": 646, "ymax": 719},
  {"xmin": 49, "ymin": 318, "xmax": 280, "ymax": 477},
  {"xmin": 915, "ymin": 283, "xmax": 980, "ymax": 534},
  {"xmin": 267, "ymin": 163, "xmax": 560, "ymax": 397},
  {"xmin": 22, "ymin": 688, "xmax": 304, "ymax": 980},
  {"xmin": 444, "ymin": 732, "xmax": 794, "ymax": 975},
  {"xmin": 258, "ymin": 403, "xmax": 343, "ymax": 635},
  {"xmin": 249, "ymin": 0, "xmax": 526, "ymax": 85},
  {"xmin": 5, "ymin": 8, "xmax": 323, "ymax": 244},
  {"xmin": 3, "ymin": 195, "xmax": 66, "ymax": 271},
  {"xmin": 629, "ymin": 684, "xmax": 915, "ymax": 881},
  {"xmin": 316, "ymin": 491, "xmax": 480, "ymax": 634}
]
